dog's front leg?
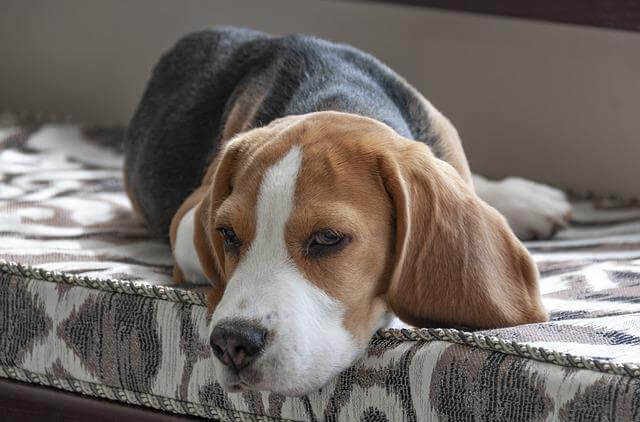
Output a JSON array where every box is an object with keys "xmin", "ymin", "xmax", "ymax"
[{"xmin": 473, "ymin": 174, "xmax": 572, "ymax": 240}]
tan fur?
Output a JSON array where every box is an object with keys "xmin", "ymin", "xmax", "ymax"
[
  {"xmin": 123, "ymin": 167, "xmax": 146, "ymax": 224},
  {"xmin": 379, "ymin": 137, "xmax": 547, "ymax": 327},
  {"xmin": 422, "ymin": 101, "xmax": 473, "ymax": 186},
  {"xmin": 170, "ymin": 117, "xmax": 306, "ymax": 308},
  {"xmin": 169, "ymin": 111, "xmax": 547, "ymax": 332},
  {"xmin": 390, "ymin": 74, "xmax": 473, "ymax": 186},
  {"xmin": 220, "ymin": 75, "xmax": 276, "ymax": 143},
  {"xmin": 288, "ymin": 122, "xmax": 396, "ymax": 342}
]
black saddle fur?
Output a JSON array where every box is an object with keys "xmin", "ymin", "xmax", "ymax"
[{"xmin": 125, "ymin": 26, "xmax": 437, "ymax": 235}]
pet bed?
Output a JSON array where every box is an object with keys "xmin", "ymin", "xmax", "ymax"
[{"xmin": 1, "ymin": 114, "xmax": 639, "ymax": 421}]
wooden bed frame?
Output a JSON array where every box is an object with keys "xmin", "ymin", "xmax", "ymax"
[
  {"xmin": 351, "ymin": 0, "xmax": 640, "ymax": 32},
  {"xmin": 0, "ymin": 379, "xmax": 201, "ymax": 422}
]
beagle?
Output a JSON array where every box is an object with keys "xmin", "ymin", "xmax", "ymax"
[{"xmin": 124, "ymin": 26, "xmax": 567, "ymax": 395}]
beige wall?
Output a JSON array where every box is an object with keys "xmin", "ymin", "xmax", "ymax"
[{"xmin": 2, "ymin": 0, "xmax": 639, "ymax": 198}]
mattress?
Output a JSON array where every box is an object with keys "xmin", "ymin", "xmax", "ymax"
[{"xmin": 1, "ymin": 114, "xmax": 639, "ymax": 421}]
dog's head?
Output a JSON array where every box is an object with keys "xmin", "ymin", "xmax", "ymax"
[{"xmin": 191, "ymin": 112, "xmax": 546, "ymax": 395}]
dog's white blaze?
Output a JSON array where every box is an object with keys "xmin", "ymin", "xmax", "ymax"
[
  {"xmin": 210, "ymin": 145, "xmax": 358, "ymax": 394},
  {"xmin": 174, "ymin": 206, "xmax": 209, "ymax": 285}
]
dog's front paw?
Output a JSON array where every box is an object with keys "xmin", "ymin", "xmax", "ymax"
[{"xmin": 476, "ymin": 176, "xmax": 572, "ymax": 240}]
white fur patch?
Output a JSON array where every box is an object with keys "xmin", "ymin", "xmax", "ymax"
[
  {"xmin": 473, "ymin": 175, "xmax": 572, "ymax": 240},
  {"xmin": 174, "ymin": 205, "xmax": 209, "ymax": 285},
  {"xmin": 209, "ymin": 145, "xmax": 359, "ymax": 395}
]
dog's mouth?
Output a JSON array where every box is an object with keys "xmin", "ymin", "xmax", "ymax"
[
  {"xmin": 224, "ymin": 380, "xmax": 252, "ymax": 393},
  {"xmin": 218, "ymin": 363, "xmax": 264, "ymax": 393}
]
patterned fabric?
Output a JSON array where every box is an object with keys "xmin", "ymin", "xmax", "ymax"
[{"xmin": 1, "ymin": 116, "xmax": 639, "ymax": 421}]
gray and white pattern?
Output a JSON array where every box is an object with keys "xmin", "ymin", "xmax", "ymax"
[{"xmin": 1, "ymin": 116, "xmax": 639, "ymax": 421}]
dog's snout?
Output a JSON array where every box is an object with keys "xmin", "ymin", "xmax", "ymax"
[{"xmin": 210, "ymin": 319, "xmax": 267, "ymax": 370}]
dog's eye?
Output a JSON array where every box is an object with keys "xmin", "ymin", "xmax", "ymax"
[
  {"xmin": 216, "ymin": 226, "xmax": 241, "ymax": 249},
  {"xmin": 306, "ymin": 229, "xmax": 349, "ymax": 258},
  {"xmin": 314, "ymin": 229, "xmax": 342, "ymax": 245}
]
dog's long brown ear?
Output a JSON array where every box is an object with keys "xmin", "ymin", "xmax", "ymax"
[
  {"xmin": 196, "ymin": 142, "xmax": 242, "ymax": 285},
  {"xmin": 380, "ymin": 140, "xmax": 547, "ymax": 328},
  {"xmin": 195, "ymin": 177, "xmax": 226, "ymax": 312},
  {"xmin": 169, "ymin": 139, "xmax": 242, "ymax": 285}
]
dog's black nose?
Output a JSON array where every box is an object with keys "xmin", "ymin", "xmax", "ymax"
[{"xmin": 210, "ymin": 320, "xmax": 267, "ymax": 370}]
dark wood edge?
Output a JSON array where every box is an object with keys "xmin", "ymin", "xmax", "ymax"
[
  {"xmin": 0, "ymin": 378, "xmax": 205, "ymax": 422},
  {"xmin": 341, "ymin": 0, "xmax": 640, "ymax": 32}
]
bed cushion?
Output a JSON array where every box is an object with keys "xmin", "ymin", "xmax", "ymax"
[{"xmin": 1, "ymin": 114, "xmax": 639, "ymax": 421}]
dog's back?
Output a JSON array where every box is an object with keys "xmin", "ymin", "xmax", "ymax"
[{"xmin": 125, "ymin": 26, "xmax": 434, "ymax": 235}]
